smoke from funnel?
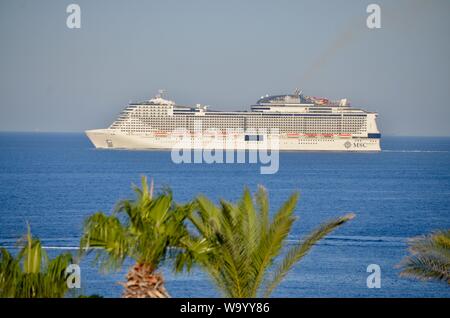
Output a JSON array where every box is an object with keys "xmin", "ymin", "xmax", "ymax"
[{"xmin": 299, "ymin": 0, "xmax": 428, "ymax": 84}]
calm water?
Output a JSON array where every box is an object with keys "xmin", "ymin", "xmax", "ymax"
[{"xmin": 0, "ymin": 132, "xmax": 449, "ymax": 297}]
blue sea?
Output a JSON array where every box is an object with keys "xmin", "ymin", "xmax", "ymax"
[{"xmin": 0, "ymin": 132, "xmax": 449, "ymax": 297}]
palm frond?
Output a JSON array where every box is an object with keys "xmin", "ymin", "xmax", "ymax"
[
  {"xmin": 80, "ymin": 176, "xmax": 194, "ymax": 298},
  {"xmin": 182, "ymin": 187, "xmax": 353, "ymax": 298},
  {"xmin": 399, "ymin": 254, "xmax": 449, "ymax": 283},
  {"xmin": 249, "ymin": 192, "xmax": 298, "ymax": 297},
  {"xmin": 408, "ymin": 230, "xmax": 450, "ymax": 260},
  {"xmin": 0, "ymin": 248, "xmax": 21, "ymax": 297},
  {"xmin": 263, "ymin": 213, "xmax": 355, "ymax": 297},
  {"xmin": 80, "ymin": 212, "xmax": 131, "ymax": 271},
  {"xmin": 0, "ymin": 228, "xmax": 72, "ymax": 298},
  {"xmin": 398, "ymin": 230, "xmax": 450, "ymax": 284}
]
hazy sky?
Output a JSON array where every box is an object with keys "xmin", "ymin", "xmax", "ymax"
[{"xmin": 0, "ymin": 0, "xmax": 449, "ymax": 136}]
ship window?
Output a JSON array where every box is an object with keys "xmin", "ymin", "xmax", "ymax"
[{"xmin": 245, "ymin": 135, "xmax": 263, "ymax": 141}]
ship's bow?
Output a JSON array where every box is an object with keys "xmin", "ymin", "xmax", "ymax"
[{"xmin": 85, "ymin": 129, "xmax": 111, "ymax": 149}]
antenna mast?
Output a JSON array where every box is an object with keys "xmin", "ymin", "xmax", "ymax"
[
  {"xmin": 293, "ymin": 88, "xmax": 302, "ymax": 96},
  {"xmin": 157, "ymin": 89, "xmax": 167, "ymax": 99}
]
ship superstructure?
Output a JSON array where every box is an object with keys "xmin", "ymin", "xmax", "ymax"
[{"xmin": 86, "ymin": 90, "xmax": 381, "ymax": 151}]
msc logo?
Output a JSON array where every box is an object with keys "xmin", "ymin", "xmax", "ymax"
[
  {"xmin": 353, "ymin": 143, "xmax": 367, "ymax": 148},
  {"xmin": 344, "ymin": 141, "xmax": 352, "ymax": 149}
]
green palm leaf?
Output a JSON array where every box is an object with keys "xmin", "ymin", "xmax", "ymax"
[
  {"xmin": 263, "ymin": 213, "xmax": 355, "ymax": 297},
  {"xmin": 398, "ymin": 230, "xmax": 450, "ymax": 284},
  {"xmin": 0, "ymin": 226, "xmax": 72, "ymax": 298},
  {"xmin": 80, "ymin": 176, "xmax": 192, "ymax": 297},
  {"xmin": 179, "ymin": 187, "xmax": 354, "ymax": 298}
]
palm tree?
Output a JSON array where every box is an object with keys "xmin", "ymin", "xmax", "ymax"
[
  {"xmin": 0, "ymin": 225, "xmax": 72, "ymax": 298},
  {"xmin": 80, "ymin": 176, "xmax": 191, "ymax": 298},
  {"xmin": 176, "ymin": 186, "xmax": 355, "ymax": 298},
  {"xmin": 398, "ymin": 230, "xmax": 450, "ymax": 284}
]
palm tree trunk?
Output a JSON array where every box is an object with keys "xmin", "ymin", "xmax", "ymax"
[{"xmin": 121, "ymin": 263, "xmax": 170, "ymax": 298}]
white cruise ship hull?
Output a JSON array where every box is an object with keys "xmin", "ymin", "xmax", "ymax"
[{"xmin": 86, "ymin": 129, "xmax": 381, "ymax": 152}]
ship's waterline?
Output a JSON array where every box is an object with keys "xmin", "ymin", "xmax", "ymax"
[{"xmin": 86, "ymin": 90, "xmax": 381, "ymax": 152}]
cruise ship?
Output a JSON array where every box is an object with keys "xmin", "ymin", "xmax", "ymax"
[{"xmin": 86, "ymin": 90, "xmax": 381, "ymax": 151}]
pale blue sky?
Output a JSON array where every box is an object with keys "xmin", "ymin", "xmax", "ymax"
[{"xmin": 0, "ymin": 0, "xmax": 449, "ymax": 136}]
